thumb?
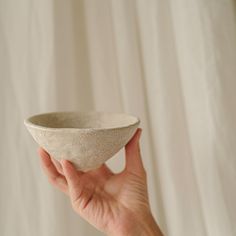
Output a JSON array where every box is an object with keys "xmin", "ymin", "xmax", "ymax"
[{"xmin": 124, "ymin": 128, "xmax": 145, "ymax": 176}]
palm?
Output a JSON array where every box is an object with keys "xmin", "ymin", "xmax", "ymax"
[{"xmin": 69, "ymin": 163, "xmax": 149, "ymax": 233}]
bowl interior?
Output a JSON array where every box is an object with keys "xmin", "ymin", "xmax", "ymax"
[{"xmin": 26, "ymin": 111, "xmax": 139, "ymax": 129}]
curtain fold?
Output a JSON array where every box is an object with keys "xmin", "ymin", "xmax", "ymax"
[{"xmin": 1, "ymin": 0, "xmax": 235, "ymax": 235}]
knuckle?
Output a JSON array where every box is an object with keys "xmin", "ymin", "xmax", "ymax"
[
  {"xmin": 71, "ymin": 195, "xmax": 82, "ymax": 211},
  {"xmin": 71, "ymin": 187, "xmax": 91, "ymax": 211}
]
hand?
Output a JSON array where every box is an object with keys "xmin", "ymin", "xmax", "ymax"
[{"xmin": 38, "ymin": 128, "xmax": 163, "ymax": 236}]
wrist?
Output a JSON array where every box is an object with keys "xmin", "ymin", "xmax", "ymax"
[
  {"xmin": 139, "ymin": 213, "xmax": 163, "ymax": 236},
  {"xmin": 107, "ymin": 212, "xmax": 163, "ymax": 236}
]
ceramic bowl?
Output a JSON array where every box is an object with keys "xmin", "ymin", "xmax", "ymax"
[{"xmin": 24, "ymin": 111, "xmax": 140, "ymax": 171}]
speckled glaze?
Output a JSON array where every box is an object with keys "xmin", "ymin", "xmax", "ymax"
[{"xmin": 24, "ymin": 111, "xmax": 140, "ymax": 171}]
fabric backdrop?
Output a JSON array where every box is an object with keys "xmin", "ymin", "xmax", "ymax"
[{"xmin": 1, "ymin": 0, "xmax": 236, "ymax": 235}]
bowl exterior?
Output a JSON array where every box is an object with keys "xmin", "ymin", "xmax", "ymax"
[{"xmin": 25, "ymin": 123, "xmax": 139, "ymax": 171}]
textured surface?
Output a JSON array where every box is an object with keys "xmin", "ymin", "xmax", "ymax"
[
  {"xmin": 25, "ymin": 112, "xmax": 140, "ymax": 171},
  {"xmin": 1, "ymin": 1, "xmax": 236, "ymax": 236}
]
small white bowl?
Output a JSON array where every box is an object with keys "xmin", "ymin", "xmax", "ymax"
[{"xmin": 24, "ymin": 111, "xmax": 140, "ymax": 171}]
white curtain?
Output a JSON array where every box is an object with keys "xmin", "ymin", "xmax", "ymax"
[{"xmin": 1, "ymin": 0, "xmax": 236, "ymax": 235}]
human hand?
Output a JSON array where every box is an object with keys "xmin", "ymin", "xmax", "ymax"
[{"xmin": 38, "ymin": 128, "xmax": 163, "ymax": 236}]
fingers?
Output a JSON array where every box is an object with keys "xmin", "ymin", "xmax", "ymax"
[
  {"xmin": 38, "ymin": 147, "xmax": 68, "ymax": 195},
  {"xmin": 124, "ymin": 128, "xmax": 146, "ymax": 176},
  {"xmin": 60, "ymin": 160, "xmax": 84, "ymax": 202},
  {"xmin": 51, "ymin": 157, "xmax": 64, "ymax": 175},
  {"xmin": 61, "ymin": 161, "xmax": 99, "ymax": 211}
]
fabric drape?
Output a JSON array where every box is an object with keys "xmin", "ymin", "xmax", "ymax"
[{"xmin": 1, "ymin": 0, "xmax": 235, "ymax": 235}]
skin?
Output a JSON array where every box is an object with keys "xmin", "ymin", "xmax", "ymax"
[{"xmin": 38, "ymin": 128, "xmax": 163, "ymax": 236}]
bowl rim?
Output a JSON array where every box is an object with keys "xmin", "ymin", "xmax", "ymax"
[{"xmin": 24, "ymin": 111, "xmax": 140, "ymax": 132}]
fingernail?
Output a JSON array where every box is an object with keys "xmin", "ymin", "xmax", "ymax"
[
  {"xmin": 61, "ymin": 159, "xmax": 71, "ymax": 168},
  {"xmin": 38, "ymin": 148, "xmax": 48, "ymax": 159},
  {"xmin": 60, "ymin": 159, "xmax": 66, "ymax": 166}
]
